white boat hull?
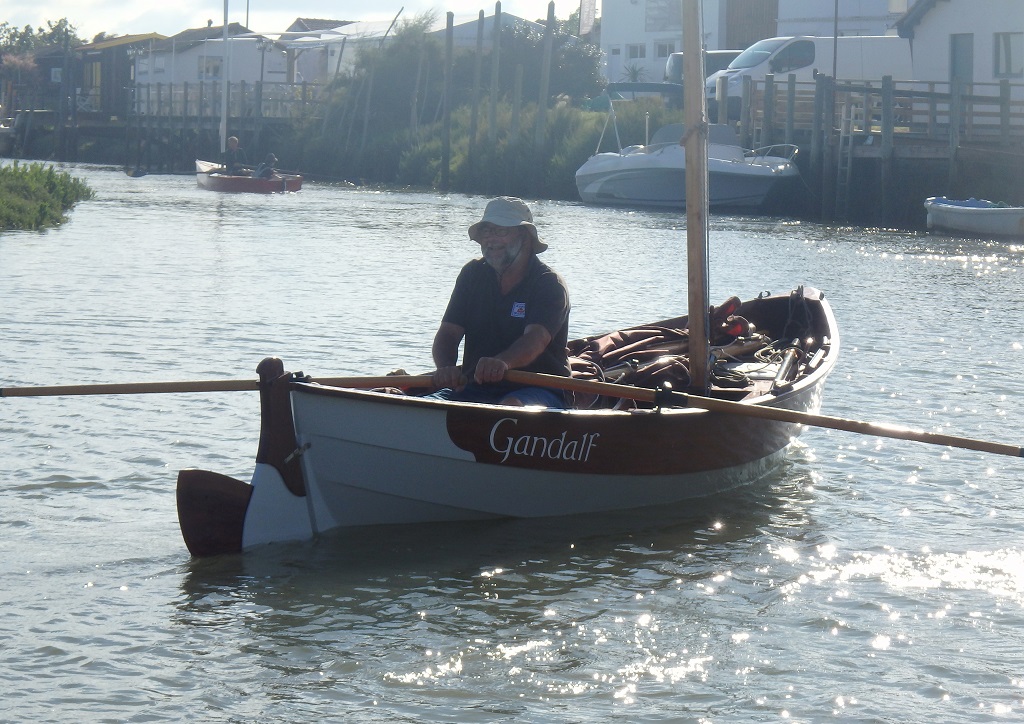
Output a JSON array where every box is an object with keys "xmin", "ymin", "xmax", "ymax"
[
  {"xmin": 575, "ymin": 134, "xmax": 799, "ymax": 210},
  {"xmin": 924, "ymin": 197, "xmax": 1024, "ymax": 238}
]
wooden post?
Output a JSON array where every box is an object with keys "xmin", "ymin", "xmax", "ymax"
[
  {"xmin": 715, "ymin": 75, "xmax": 728, "ymax": 124},
  {"xmin": 927, "ymin": 81, "xmax": 937, "ymax": 137},
  {"xmin": 880, "ymin": 76, "xmax": 895, "ymax": 226},
  {"xmin": 810, "ymin": 72, "xmax": 824, "ymax": 200},
  {"xmin": 948, "ymin": 80, "xmax": 962, "ymax": 192},
  {"xmin": 468, "ymin": 11, "xmax": 485, "ymax": 181},
  {"xmin": 534, "ymin": 3, "xmax": 555, "ymax": 151},
  {"xmin": 682, "ymin": 0, "xmax": 710, "ymax": 396},
  {"xmin": 488, "ymin": 2, "xmax": 502, "ymax": 145},
  {"xmin": 1000, "ymin": 79, "xmax": 1011, "ymax": 145},
  {"xmin": 739, "ymin": 76, "xmax": 752, "ymax": 147},
  {"xmin": 785, "ymin": 73, "xmax": 796, "ymax": 145},
  {"xmin": 762, "ymin": 74, "xmax": 776, "ymax": 147},
  {"xmin": 509, "ymin": 64, "xmax": 523, "ymax": 195},
  {"xmin": 410, "ymin": 43, "xmax": 425, "ymax": 141},
  {"xmin": 820, "ymin": 75, "xmax": 835, "ymax": 222},
  {"xmin": 441, "ymin": 12, "xmax": 453, "ymax": 191}
]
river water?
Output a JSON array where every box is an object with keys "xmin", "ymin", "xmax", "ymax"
[{"xmin": 1, "ymin": 164, "xmax": 1023, "ymax": 722}]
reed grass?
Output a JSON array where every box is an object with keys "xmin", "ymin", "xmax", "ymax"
[{"xmin": 0, "ymin": 162, "xmax": 94, "ymax": 231}]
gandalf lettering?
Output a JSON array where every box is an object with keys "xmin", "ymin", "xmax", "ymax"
[{"xmin": 488, "ymin": 417, "xmax": 600, "ymax": 464}]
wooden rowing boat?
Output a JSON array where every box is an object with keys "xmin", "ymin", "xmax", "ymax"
[
  {"xmin": 174, "ymin": 0, "xmax": 840, "ymax": 557},
  {"xmin": 176, "ymin": 288, "xmax": 839, "ymax": 556},
  {"xmin": 195, "ymin": 159, "xmax": 303, "ymax": 194}
]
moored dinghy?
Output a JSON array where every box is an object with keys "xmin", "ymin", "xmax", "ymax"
[
  {"xmin": 924, "ymin": 196, "xmax": 1024, "ymax": 238},
  {"xmin": 175, "ymin": 0, "xmax": 839, "ymax": 557}
]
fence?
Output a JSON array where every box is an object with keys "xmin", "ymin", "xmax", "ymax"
[{"xmin": 132, "ymin": 81, "xmax": 324, "ymax": 121}]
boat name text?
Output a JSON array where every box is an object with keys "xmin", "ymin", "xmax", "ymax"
[{"xmin": 489, "ymin": 417, "xmax": 600, "ymax": 464}]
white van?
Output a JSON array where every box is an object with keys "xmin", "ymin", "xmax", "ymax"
[
  {"xmin": 665, "ymin": 49, "xmax": 742, "ymax": 84},
  {"xmin": 705, "ymin": 35, "xmax": 913, "ymax": 107}
]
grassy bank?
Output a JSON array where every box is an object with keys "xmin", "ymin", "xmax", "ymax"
[{"xmin": 0, "ymin": 162, "xmax": 94, "ymax": 231}]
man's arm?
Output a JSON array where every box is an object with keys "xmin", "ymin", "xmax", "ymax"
[
  {"xmin": 473, "ymin": 323, "xmax": 552, "ymax": 384},
  {"xmin": 432, "ymin": 321, "xmax": 466, "ymax": 389}
]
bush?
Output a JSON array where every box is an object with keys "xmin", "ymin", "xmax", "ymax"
[{"xmin": 0, "ymin": 161, "xmax": 94, "ymax": 231}]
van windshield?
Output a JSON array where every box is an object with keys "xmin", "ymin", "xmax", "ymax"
[{"xmin": 727, "ymin": 38, "xmax": 788, "ymax": 70}]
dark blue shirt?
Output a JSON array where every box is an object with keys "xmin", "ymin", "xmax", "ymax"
[{"xmin": 442, "ymin": 256, "xmax": 570, "ymax": 378}]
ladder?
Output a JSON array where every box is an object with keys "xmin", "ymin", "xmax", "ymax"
[{"xmin": 834, "ymin": 100, "xmax": 856, "ymax": 222}]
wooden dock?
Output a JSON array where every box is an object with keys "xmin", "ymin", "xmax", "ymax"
[{"xmin": 715, "ymin": 74, "xmax": 1024, "ymax": 226}]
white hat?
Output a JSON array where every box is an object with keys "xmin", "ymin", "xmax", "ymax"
[{"xmin": 468, "ymin": 196, "xmax": 547, "ymax": 253}]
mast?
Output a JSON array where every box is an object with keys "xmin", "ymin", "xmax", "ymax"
[
  {"xmin": 682, "ymin": 0, "xmax": 710, "ymax": 394},
  {"xmin": 220, "ymin": 0, "xmax": 229, "ymax": 153}
]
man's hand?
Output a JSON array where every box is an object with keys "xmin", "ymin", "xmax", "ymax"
[
  {"xmin": 473, "ymin": 357, "xmax": 510, "ymax": 385},
  {"xmin": 432, "ymin": 365, "xmax": 467, "ymax": 391}
]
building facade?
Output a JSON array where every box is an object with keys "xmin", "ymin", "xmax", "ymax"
[
  {"xmin": 598, "ymin": 0, "xmax": 915, "ymax": 82},
  {"xmin": 895, "ymin": 0, "xmax": 1023, "ymax": 95}
]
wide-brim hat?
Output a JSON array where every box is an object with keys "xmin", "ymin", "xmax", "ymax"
[{"xmin": 468, "ymin": 196, "xmax": 547, "ymax": 253}]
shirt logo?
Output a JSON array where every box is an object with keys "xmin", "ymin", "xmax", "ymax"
[{"xmin": 510, "ymin": 302, "xmax": 526, "ymax": 318}]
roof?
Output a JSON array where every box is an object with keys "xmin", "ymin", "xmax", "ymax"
[
  {"xmin": 79, "ymin": 33, "xmax": 166, "ymax": 52},
  {"xmin": 287, "ymin": 18, "xmax": 354, "ymax": 34},
  {"xmin": 894, "ymin": 0, "xmax": 947, "ymax": 39},
  {"xmin": 150, "ymin": 23, "xmax": 252, "ymax": 53}
]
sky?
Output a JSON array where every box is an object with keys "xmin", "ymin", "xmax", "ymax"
[{"xmin": 4, "ymin": 0, "xmax": 595, "ymax": 41}]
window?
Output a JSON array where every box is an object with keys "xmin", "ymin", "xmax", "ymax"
[
  {"xmin": 994, "ymin": 32, "xmax": 1023, "ymax": 78},
  {"xmin": 610, "ymin": 47, "xmax": 621, "ymax": 56},
  {"xmin": 645, "ymin": 0, "xmax": 682, "ymax": 33},
  {"xmin": 771, "ymin": 40, "xmax": 815, "ymax": 74},
  {"xmin": 198, "ymin": 57, "xmax": 222, "ymax": 81},
  {"xmin": 656, "ymin": 42, "xmax": 675, "ymax": 59},
  {"xmin": 627, "ymin": 44, "xmax": 647, "ymax": 60}
]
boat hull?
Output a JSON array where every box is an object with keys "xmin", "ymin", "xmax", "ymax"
[
  {"xmin": 195, "ymin": 159, "xmax": 302, "ymax": 193},
  {"xmin": 924, "ymin": 197, "xmax": 1024, "ymax": 238},
  {"xmin": 176, "ymin": 289, "xmax": 839, "ymax": 556},
  {"xmin": 575, "ymin": 141, "xmax": 798, "ymax": 210}
]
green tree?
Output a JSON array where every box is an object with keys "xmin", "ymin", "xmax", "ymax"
[
  {"xmin": 291, "ymin": 11, "xmax": 606, "ymax": 191},
  {"xmin": 0, "ymin": 18, "xmax": 83, "ymax": 54}
]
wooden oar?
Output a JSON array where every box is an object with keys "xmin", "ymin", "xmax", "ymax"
[
  {"xmin": 0, "ymin": 375, "xmax": 434, "ymax": 398},
  {"xmin": 504, "ymin": 370, "xmax": 1024, "ymax": 459}
]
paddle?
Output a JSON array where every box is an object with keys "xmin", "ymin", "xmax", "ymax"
[
  {"xmin": 0, "ymin": 375, "xmax": 434, "ymax": 398},
  {"xmin": 503, "ymin": 369, "xmax": 1024, "ymax": 459}
]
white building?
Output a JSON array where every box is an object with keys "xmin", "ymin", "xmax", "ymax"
[
  {"xmin": 131, "ymin": 17, "xmax": 402, "ymax": 90},
  {"xmin": 776, "ymin": 0, "xmax": 910, "ymax": 37},
  {"xmin": 895, "ymin": 0, "xmax": 1023, "ymax": 95},
  {"xmin": 598, "ymin": 0, "xmax": 913, "ymax": 83}
]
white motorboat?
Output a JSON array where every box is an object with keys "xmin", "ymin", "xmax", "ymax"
[{"xmin": 575, "ymin": 123, "xmax": 800, "ymax": 210}]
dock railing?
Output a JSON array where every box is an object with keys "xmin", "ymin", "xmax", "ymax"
[
  {"xmin": 713, "ymin": 73, "xmax": 1024, "ymax": 221},
  {"xmin": 723, "ymin": 74, "xmax": 1024, "ymax": 149}
]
